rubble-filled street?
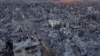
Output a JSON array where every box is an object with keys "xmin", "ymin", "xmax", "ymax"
[{"xmin": 0, "ymin": 1, "xmax": 100, "ymax": 56}]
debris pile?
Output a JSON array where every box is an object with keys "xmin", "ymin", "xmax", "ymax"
[{"xmin": 0, "ymin": 2, "xmax": 100, "ymax": 56}]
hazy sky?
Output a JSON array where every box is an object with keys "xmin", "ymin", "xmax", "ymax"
[{"xmin": 0, "ymin": 0, "xmax": 99, "ymax": 3}]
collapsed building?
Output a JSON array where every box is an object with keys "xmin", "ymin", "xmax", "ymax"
[{"xmin": 0, "ymin": 1, "xmax": 100, "ymax": 56}]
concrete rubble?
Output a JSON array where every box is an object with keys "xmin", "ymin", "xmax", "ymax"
[{"xmin": 0, "ymin": 1, "xmax": 100, "ymax": 56}]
